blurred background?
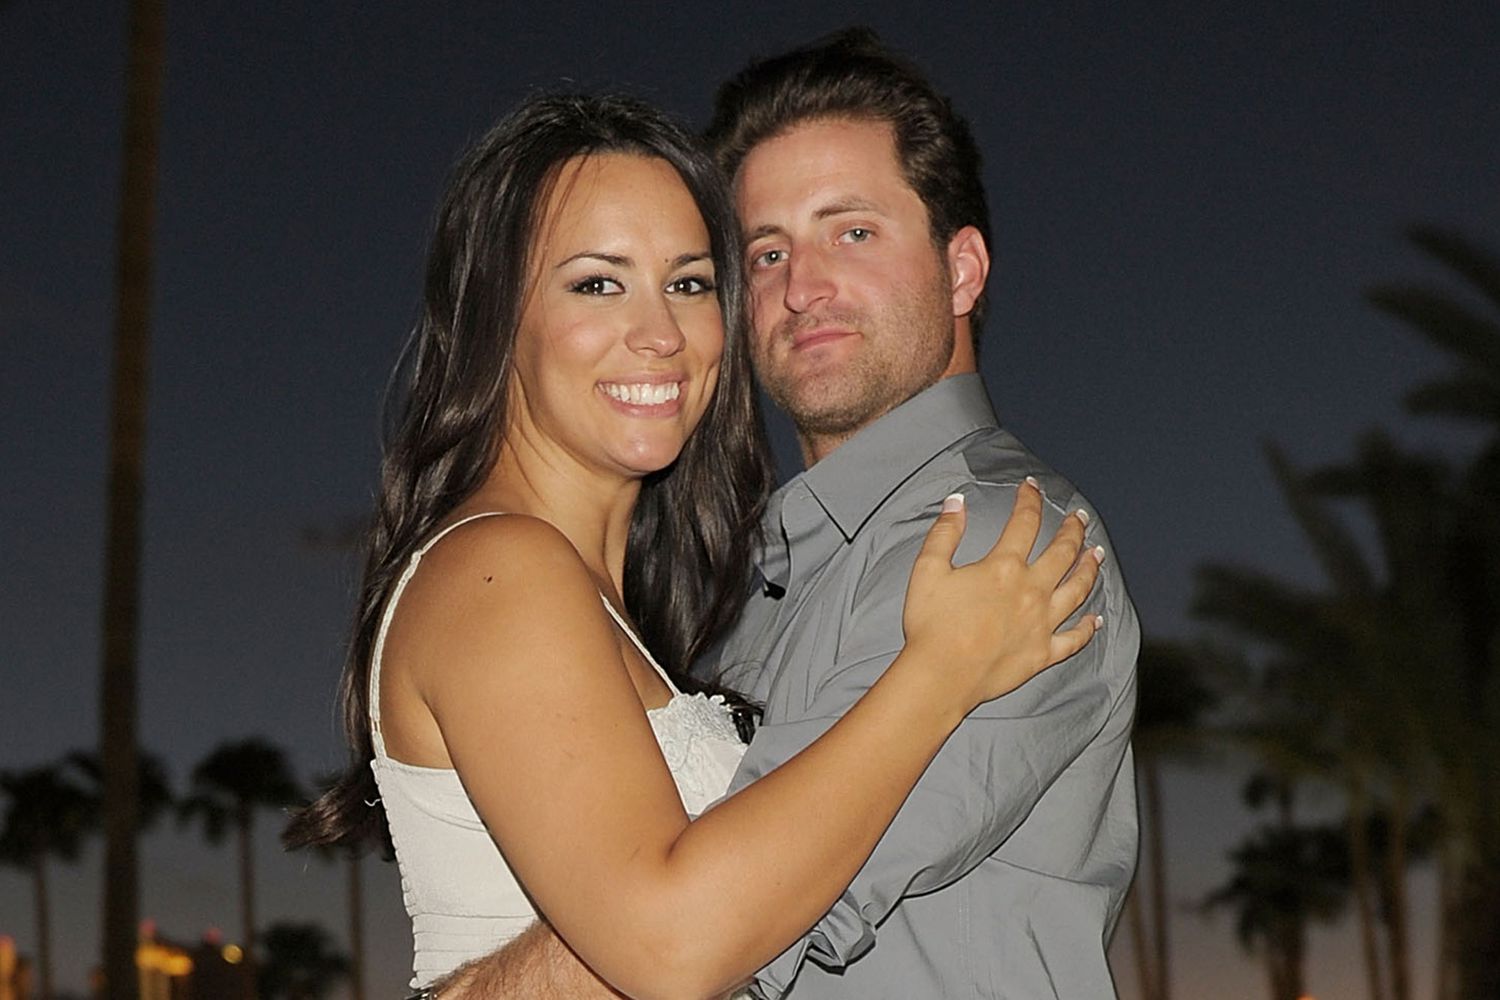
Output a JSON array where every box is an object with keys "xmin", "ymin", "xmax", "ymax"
[{"xmin": 3, "ymin": 1, "xmax": 1497, "ymax": 998}]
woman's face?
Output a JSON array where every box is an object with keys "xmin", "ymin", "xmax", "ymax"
[{"xmin": 508, "ymin": 153, "xmax": 724, "ymax": 482}]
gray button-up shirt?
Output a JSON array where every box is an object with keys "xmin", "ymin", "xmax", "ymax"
[{"xmin": 703, "ymin": 373, "xmax": 1139, "ymax": 999}]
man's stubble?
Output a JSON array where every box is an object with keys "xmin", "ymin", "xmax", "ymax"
[{"xmin": 754, "ymin": 265, "xmax": 955, "ymax": 449}]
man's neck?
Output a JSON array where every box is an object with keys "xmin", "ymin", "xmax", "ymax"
[
  {"xmin": 798, "ymin": 429, "xmax": 855, "ymax": 467},
  {"xmin": 796, "ymin": 363, "xmax": 976, "ymax": 469}
]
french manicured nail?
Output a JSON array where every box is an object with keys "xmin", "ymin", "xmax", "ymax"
[
  {"xmin": 1093, "ymin": 545, "xmax": 1106, "ymax": 564},
  {"xmin": 1025, "ymin": 475, "xmax": 1040, "ymax": 488},
  {"xmin": 1074, "ymin": 508, "xmax": 1090, "ymax": 526},
  {"xmin": 942, "ymin": 492, "xmax": 965, "ymax": 513},
  {"xmin": 1092, "ymin": 615, "xmax": 1105, "ymax": 631}
]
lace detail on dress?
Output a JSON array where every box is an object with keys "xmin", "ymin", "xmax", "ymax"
[{"xmin": 647, "ymin": 692, "xmax": 745, "ymax": 816}]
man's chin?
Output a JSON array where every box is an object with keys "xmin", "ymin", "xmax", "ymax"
[{"xmin": 782, "ymin": 395, "xmax": 881, "ymax": 442}]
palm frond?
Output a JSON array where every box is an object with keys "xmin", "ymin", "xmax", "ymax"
[
  {"xmin": 1406, "ymin": 225, "xmax": 1500, "ymax": 314},
  {"xmin": 1366, "ymin": 284, "xmax": 1500, "ymax": 374},
  {"xmin": 1404, "ymin": 375, "xmax": 1500, "ymax": 423},
  {"xmin": 1265, "ymin": 441, "xmax": 1374, "ymax": 598}
]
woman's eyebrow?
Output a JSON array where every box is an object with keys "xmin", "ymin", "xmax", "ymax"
[
  {"xmin": 555, "ymin": 250, "xmax": 631, "ymax": 270},
  {"xmin": 554, "ymin": 250, "xmax": 712, "ymax": 269}
]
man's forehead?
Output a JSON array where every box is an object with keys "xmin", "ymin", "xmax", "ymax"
[
  {"xmin": 734, "ymin": 118, "xmax": 910, "ymax": 221},
  {"xmin": 739, "ymin": 117, "xmax": 897, "ymax": 173}
]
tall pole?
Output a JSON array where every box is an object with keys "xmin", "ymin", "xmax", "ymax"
[
  {"xmin": 100, "ymin": 1, "xmax": 164, "ymax": 997},
  {"xmin": 348, "ymin": 851, "xmax": 366, "ymax": 1000}
]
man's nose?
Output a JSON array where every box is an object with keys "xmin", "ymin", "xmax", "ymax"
[{"xmin": 783, "ymin": 247, "xmax": 836, "ymax": 313}]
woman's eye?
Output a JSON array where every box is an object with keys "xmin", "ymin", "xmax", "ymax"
[
  {"xmin": 668, "ymin": 275, "xmax": 715, "ymax": 295},
  {"xmin": 570, "ymin": 275, "xmax": 624, "ymax": 295},
  {"xmin": 839, "ymin": 227, "xmax": 872, "ymax": 244},
  {"xmin": 751, "ymin": 247, "xmax": 787, "ymax": 269}
]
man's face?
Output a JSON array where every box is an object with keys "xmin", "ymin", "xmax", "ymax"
[{"xmin": 736, "ymin": 118, "xmax": 966, "ymax": 462}]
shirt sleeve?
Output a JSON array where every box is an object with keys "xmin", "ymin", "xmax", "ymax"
[{"xmin": 733, "ymin": 483, "xmax": 1139, "ymax": 998}]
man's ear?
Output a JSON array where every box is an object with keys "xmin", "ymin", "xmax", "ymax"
[{"xmin": 946, "ymin": 225, "xmax": 990, "ymax": 318}]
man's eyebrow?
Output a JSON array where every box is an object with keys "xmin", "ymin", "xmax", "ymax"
[
  {"xmin": 743, "ymin": 224, "xmax": 785, "ymax": 244},
  {"xmin": 743, "ymin": 198, "xmax": 888, "ymax": 245},
  {"xmin": 814, "ymin": 196, "xmax": 883, "ymax": 220}
]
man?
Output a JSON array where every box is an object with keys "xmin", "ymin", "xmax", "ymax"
[
  {"xmin": 438, "ymin": 28, "xmax": 1138, "ymax": 998},
  {"xmin": 695, "ymin": 28, "xmax": 1139, "ymax": 998}
]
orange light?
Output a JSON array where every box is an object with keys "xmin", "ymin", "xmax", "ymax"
[
  {"xmin": 222, "ymin": 944, "xmax": 244, "ymax": 964},
  {"xmin": 135, "ymin": 941, "xmax": 192, "ymax": 977}
]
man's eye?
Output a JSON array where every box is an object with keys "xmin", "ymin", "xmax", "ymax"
[
  {"xmin": 570, "ymin": 275, "xmax": 624, "ymax": 295},
  {"xmin": 839, "ymin": 227, "xmax": 872, "ymax": 244},
  {"xmin": 668, "ymin": 275, "xmax": 715, "ymax": 295},
  {"xmin": 751, "ymin": 248, "xmax": 787, "ymax": 269}
]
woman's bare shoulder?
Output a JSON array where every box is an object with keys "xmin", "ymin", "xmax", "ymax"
[
  {"xmin": 413, "ymin": 512, "xmax": 591, "ymax": 595},
  {"xmin": 387, "ymin": 513, "xmax": 607, "ymax": 685}
]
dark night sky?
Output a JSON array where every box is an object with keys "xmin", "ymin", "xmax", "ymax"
[{"xmin": 3, "ymin": 2, "xmax": 1496, "ymax": 996}]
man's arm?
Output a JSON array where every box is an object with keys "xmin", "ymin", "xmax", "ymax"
[
  {"xmin": 734, "ymin": 484, "xmax": 1139, "ymax": 997},
  {"xmin": 431, "ymin": 920, "xmax": 748, "ymax": 999},
  {"xmin": 431, "ymin": 920, "xmax": 624, "ymax": 999}
]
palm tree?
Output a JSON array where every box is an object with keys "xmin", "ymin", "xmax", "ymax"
[
  {"xmin": 1193, "ymin": 435, "xmax": 1459, "ymax": 1000},
  {"xmin": 99, "ymin": 0, "xmax": 166, "ymax": 996},
  {"xmin": 1301, "ymin": 433, "xmax": 1471, "ymax": 1000},
  {"xmin": 0, "ymin": 766, "xmax": 95, "ymax": 1000},
  {"xmin": 1370, "ymin": 226, "xmax": 1500, "ymax": 432},
  {"xmin": 1125, "ymin": 638, "xmax": 1222, "ymax": 1000},
  {"xmin": 305, "ymin": 776, "xmax": 367, "ymax": 1000},
  {"xmin": 1368, "ymin": 225, "xmax": 1500, "ymax": 1000},
  {"xmin": 64, "ymin": 750, "xmax": 174, "ymax": 830},
  {"xmin": 1202, "ymin": 820, "xmax": 1349, "ymax": 1000},
  {"xmin": 179, "ymin": 739, "xmax": 304, "ymax": 998},
  {"xmin": 256, "ymin": 922, "xmax": 349, "ymax": 1000}
]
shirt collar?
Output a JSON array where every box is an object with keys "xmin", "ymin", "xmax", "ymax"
[{"xmin": 758, "ymin": 373, "xmax": 1000, "ymax": 589}]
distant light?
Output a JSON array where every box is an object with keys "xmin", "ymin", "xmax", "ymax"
[
  {"xmin": 135, "ymin": 941, "xmax": 192, "ymax": 977},
  {"xmin": 222, "ymin": 944, "xmax": 244, "ymax": 964}
]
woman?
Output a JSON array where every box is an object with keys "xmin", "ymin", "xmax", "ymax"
[{"xmin": 286, "ymin": 93, "xmax": 1101, "ymax": 999}]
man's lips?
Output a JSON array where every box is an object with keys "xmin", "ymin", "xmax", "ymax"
[{"xmin": 790, "ymin": 326, "xmax": 858, "ymax": 351}]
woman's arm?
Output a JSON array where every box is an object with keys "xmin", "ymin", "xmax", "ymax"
[{"xmin": 391, "ymin": 483, "xmax": 1097, "ymax": 1000}]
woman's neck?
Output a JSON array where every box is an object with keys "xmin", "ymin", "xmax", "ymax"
[{"xmin": 471, "ymin": 439, "xmax": 640, "ymax": 596}]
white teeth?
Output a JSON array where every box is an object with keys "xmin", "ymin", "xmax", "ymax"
[{"xmin": 602, "ymin": 382, "xmax": 680, "ymax": 405}]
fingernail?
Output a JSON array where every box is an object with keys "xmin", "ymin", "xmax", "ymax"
[
  {"xmin": 1025, "ymin": 475, "xmax": 1039, "ymax": 489},
  {"xmin": 1093, "ymin": 614, "xmax": 1105, "ymax": 631},
  {"xmin": 942, "ymin": 492, "xmax": 965, "ymax": 513},
  {"xmin": 1092, "ymin": 545, "xmax": 1106, "ymax": 564},
  {"xmin": 1073, "ymin": 508, "xmax": 1090, "ymax": 526}
]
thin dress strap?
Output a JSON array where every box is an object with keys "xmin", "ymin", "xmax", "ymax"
[
  {"xmin": 369, "ymin": 511, "xmax": 513, "ymax": 758},
  {"xmin": 598, "ymin": 597, "xmax": 681, "ymax": 696}
]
